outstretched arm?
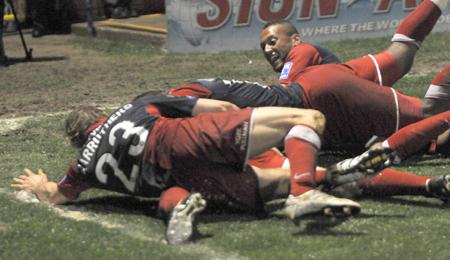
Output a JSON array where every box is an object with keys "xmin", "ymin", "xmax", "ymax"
[
  {"xmin": 11, "ymin": 168, "xmax": 70, "ymax": 205},
  {"xmin": 192, "ymin": 98, "xmax": 239, "ymax": 115}
]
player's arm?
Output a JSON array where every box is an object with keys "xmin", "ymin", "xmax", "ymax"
[
  {"xmin": 147, "ymin": 95, "xmax": 239, "ymax": 118},
  {"xmin": 192, "ymin": 98, "xmax": 239, "ymax": 115},
  {"xmin": 171, "ymin": 79, "xmax": 303, "ymax": 108},
  {"xmin": 11, "ymin": 168, "xmax": 70, "ymax": 205}
]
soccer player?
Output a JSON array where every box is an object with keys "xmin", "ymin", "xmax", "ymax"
[
  {"xmin": 160, "ymin": 109, "xmax": 450, "ymax": 244},
  {"xmin": 169, "ymin": 61, "xmax": 450, "ymax": 154},
  {"xmin": 261, "ymin": 0, "xmax": 448, "ymax": 87},
  {"xmin": 260, "ymin": 20, "xmax": 341, "ymax": 78},
  {"xmin": 11, "ymin": 94, "xmax": 390, "ymax": 244}
]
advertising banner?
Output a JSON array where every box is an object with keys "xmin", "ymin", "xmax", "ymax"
[{"xmin": 167, "ymin": 0, "xmax": 450, "ymax": 53}]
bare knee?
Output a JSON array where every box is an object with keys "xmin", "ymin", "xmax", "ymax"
[
  {"xmin": 386, "ymin": 42, "xmax": 417, "ymax": 75},
  {"xmin": 289, "ymin": 109, "xmax": 326, "ymax": 134}
]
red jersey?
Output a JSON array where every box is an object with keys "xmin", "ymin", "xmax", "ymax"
[{"xmin": 278, "ymin": 43, "xmax": 340, "ymax": 85}]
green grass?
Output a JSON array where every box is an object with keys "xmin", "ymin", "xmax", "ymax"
[{"xmin": 0, "ymin": 31, "xmax": 449, "ymax": 259}]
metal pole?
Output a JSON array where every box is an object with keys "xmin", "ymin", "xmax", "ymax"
[
  {"xmin": 0, "ymin": 0, "xmax": 6, "ymax": 65},
  {"xmin": 86, "ymin": 0, "xmax": 97, "ymax": 37},
  {"xmin": 6, "ymin": 0, "xmax": 32, "ymax": 60}
]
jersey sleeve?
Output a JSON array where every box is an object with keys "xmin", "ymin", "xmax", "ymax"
[
  {"xmin": 147, "ymin": 95, "xmax": 199, "ymax": 118},
  {"xmin": 279, "ymin": 43, "xmax": 323, "ymax": 85},
  {"xmin": 168, "ymin": 83, "xmax": 213, "ymax": 98},
  {"xmin": 279, "ymin": 43, "xmax": 340, "ymax": 85},
  {"xmin": 57, "ymin": 160, "xmax": 91, "ymax": 201},
  {"xmin": 185, "ymin": 79, "xmax": 304, "ymax": 108}
]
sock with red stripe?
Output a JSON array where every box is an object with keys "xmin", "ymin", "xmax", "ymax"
[
  {"xmin": 384, "ymin": 110, "xmax": 450, "ymax": 160},
  {"xmin": 392, "ymin": 0, "xmax": 444, "ymax": 46},
  {"xmin": 356, "ymin": 168, "xmax": 430, "ymax": 197},
  {"xmin": 284, "ymin": 125, "xmax": 321, "ymax": 196},
  {"xmin": 426, "ymin": 63, "xmax": 450, "ymax": 99},
  {"xmin": 158, "ymin": 186, "xmax": 191, "ymax": 217}
]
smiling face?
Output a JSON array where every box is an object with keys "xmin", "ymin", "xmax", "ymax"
[{"xmin": 260, "ymin": 23, "xmax": 301, "ymax": 72}]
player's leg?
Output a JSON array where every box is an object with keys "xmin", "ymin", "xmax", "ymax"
[
  {"xmin": 345, "ymin": 0, "xmax": 447, "ymax": 86},
  {"xmin": 423, "ymin": 63, "xmax": 450, "ymax": 117},
  {"xmin": 330, "ymin": 168, "xmax": 450, "ymax": 202},
  {"xmin": 382, "ymin": 0, "xmax": 447, "ymax": 84},
  {"xmin": 249, "ymin": 107, "xmax": 361, "ymax": 220},
  {"xmin": 252, "ymin": 149, "xmax": 393, "ymax": 202},
  {"xmin": 160, "ymin": 187, "xmax": 207, "ymax": 245},
  {"xmin": 379, "ymin": 110, "xmax": 450, "ymax": 161}
]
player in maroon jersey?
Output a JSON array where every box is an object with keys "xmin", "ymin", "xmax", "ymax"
[
  {"xmin": 12, "ymin": 94, "xmax": 393, "ymax": 244},
  {"xmin": 170, "ymin": 62, "xmax": 449, "ymax": 154},
  {"xmin": 165, "ymin": 66, "xmax": 449, "ymax": 230},
  {"xmin": 158, "ymin": 110, "xmax": 449, "ymax": 235},
  {"xmin": 261, "ymin": 0, "xmax": 448, "ymax": 87}
]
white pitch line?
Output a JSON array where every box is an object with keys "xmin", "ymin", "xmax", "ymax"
[
  {"xmin": 0, "ymin": 116, "xmax": 32, "ymax": 135},
  {"xmin": 0, "ymin": 108, "xmax": 118, "ymax": 135},
  {"xmin": 1, "ymin": 189, "xmax": 245, "ymax": 259}
]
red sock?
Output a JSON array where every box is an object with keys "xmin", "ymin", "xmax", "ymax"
[
  {"xmin": 425, "ymin": 63, "xmax": 450, "ymax": 102},
  {"xmin": 386, "ymin": 110, "xmax": 450, "ymax": 159},
  {"xmin": 356, "ymin": 168, "xmax": 430, "ymax": 197},
  {"xmin": 158, "ymin": 186, "xmax": 190, "ymax": 216},
  {"xmin": 248, "ymin": 149, "xmax": 286, "ymax": 169},
  {"xmin": 431, "ymin": 63, "xmax": 450, "ymax": 87},
  {"xmin": 315, "ymin": 168, "xmax": 327, "ymax": 184},
  {"xmin": 284, "ymin": 125, "xmax": 321, "ymax": 196},
  {"xmin": 393, "ymin": 0, "xmax": 442, "ymax": 43}
]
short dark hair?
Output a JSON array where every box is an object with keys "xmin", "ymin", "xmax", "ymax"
[
  {"xmin": 263, "ymin": 20, "xmax": 298, "ymax": 36},
  {"xmin": 65, "ymin": 106, "xmax": 105, "ymax": 148}
]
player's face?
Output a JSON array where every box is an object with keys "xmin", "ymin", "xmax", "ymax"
[{"xmin": 260, "ymin": 24, "xmax": 297, "ymax": 72}]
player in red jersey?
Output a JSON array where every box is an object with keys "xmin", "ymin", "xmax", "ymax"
[
  {"xmin": 159, "ymin": 109, "xmax": 449, "ymax": 228},
  {"xmin": 261, "ymin": 0, "xmax": 448, "ymax": 87},
  {"xmin": 12, "ymin": 94, "xmax": 393, "ymax": 244},
  {"xmin": 166, "ymin": 65, "xmax": 449, "ymax": 228},
  {"xmin": 170, "ymin": 62, "xmax": 450, "ymax": 154}
]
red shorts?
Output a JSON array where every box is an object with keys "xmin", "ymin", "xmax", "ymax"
[
  {"xmin": 145, "ymin": 108, "xmax": 265, "ymax": 213},
  {"xmin": 344, "ymin": 52, "xmax": 401, "ymax": 87},
  {"xmin": 297, "ymin": 64, "xmax": 423, "ymax": 151}
]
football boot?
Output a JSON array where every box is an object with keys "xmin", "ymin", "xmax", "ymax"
[
  {"xmin": 426, "ymin": 175, "xmax": 450, "ymax": 202},
  {"xmin": 325, "ymin": 147, "xmax": 393, "ymax": 189},
  {"xmin": 165, "ymin": 193, "xmax": 206, "ymax": 245},
  {"xmin": 284, "ymin": 190, "xmax": 360, "ymax": 224}
]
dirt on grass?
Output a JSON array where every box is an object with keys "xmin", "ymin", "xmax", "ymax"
[
  {"xmin": 0, "ymin": 33, "xmax": 168, "ymax": 118},
  {"xmin": 0, "ymin": 31, "xmax": 447, "ymax": 119}
]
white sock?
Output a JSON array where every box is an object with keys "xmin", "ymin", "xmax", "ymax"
[{"xmin": 431, "ymin": 0, "xmax": 449, "ymax": 11}]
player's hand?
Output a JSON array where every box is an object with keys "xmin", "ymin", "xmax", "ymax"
[{"xmin": 11, "ymin": 168, "xmax": 48, "ymax": 192}]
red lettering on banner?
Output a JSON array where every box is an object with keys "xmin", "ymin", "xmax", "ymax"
[
  {"xmin": 298, "ymin": 0, "xmax": 339, "ymax": 20},
  {"xmin": 375, "ymin": 0, "xmax": 419, "ymax": 13},
  {"xmin": 374, "ymin": 0, "xmax": 393, "ymax": 13},
  {"xmin": 298, "ymin": 0, "xmax": 313, "ymax": 20},
  {"xmin": 403, "ymin": 0, "xmax": 418, "ymax": 10},
  {"xmin": 258, "ymin": 0, "xmax": 294, "ymax": 22},
  {"xmin": 197, "ymin": 0, "xmax": 232, "ymax": 30},
  {"xmin": 194, "ymin": 0, "xmax": 423, "ymax": 30},
  {"xmin": 235, "ymin": 0, "xmax": 253, "ymax": 26}
]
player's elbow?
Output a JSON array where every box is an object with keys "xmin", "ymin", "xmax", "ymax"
[{"xmin": 219, "ymin": 102, "xmax": 239, "ymax": 112}]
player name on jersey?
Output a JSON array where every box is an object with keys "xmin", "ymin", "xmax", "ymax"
[{"xmin": 78, "ymin": 103, "xmax": 133, "ymax": 174}]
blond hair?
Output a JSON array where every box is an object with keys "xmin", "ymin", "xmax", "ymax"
[{"xmin": 65, "ymin": 106, "xmax": 105, "ymax": 148}]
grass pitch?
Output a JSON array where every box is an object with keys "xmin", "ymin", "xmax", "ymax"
[{"xmin": 0, "ymin": 31, "xmax": 449, "ymax": 259}]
